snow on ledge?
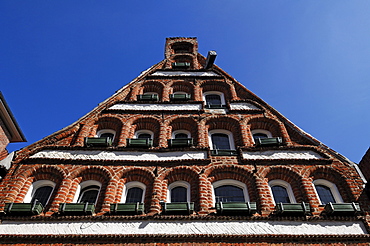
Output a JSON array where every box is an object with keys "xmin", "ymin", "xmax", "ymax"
[
  {"xmin": 229, "ymin": 102, "xmax": 260, "ymax": 110},
  {"xmin": 0, "ymin": 220, "xmax": 366, "ymax": 235},
  {"xmin": 242, "ymin": 150, "xmax": 324, "ymax": 160},
  {"xmin": 151, "ymin": 71, "xmax": 220, "ymax": 77},
  {"xmin": 109, "ymin": 104, "xmax": 202, "ymax": 111},
  {"xmin": 30, "ymin": 150, "xmax": 207, "ymax": 161}
]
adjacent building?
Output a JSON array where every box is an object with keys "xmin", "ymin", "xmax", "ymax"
[{"xmin": 0, "ymin": 38, "xmax": 369, "ymax": 245}]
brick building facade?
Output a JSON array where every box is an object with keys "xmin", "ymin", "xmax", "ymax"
[{"xmin": 0, "ymin": 37, "xmax": 369, "ymax": 245}]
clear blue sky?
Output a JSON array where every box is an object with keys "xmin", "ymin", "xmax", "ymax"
[{"xmin": 1, "ymin": 1, "xmax": 369, "ymax": 163}]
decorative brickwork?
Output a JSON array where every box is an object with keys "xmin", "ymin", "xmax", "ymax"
[{"xmin": 0, "ymin": 37, "xmax": 368, "ymax": 244}]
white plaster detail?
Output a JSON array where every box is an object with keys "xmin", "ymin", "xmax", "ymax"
[
  {"xmin": 204, "ymin": 108, "xmax": 227, "ymax": 114},
  {"xmin": 109, "ymin": 104, "xmax": 202, "ymax": 111},
  {"xmin": 0, "ymin": 220, "xmax": 366, "ymax": 235},
  {"xmin": 151, "ymin": 71, "xmax": 220, "ymax": 77},
  {"xmin": 29, "ymin": 150, "xmax": 207, "ymax": 161},
  {"xmin": 242, "ymin": 150, "xmax": 323, "ymax": 160},
  {"xmin": 229, "ymin": 102, "xmax": 260, "ymax": 110}
]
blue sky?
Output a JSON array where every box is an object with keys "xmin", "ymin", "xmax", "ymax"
[{"xmin": 1, "ymin": 1, "xmax": 369, "ymax": 163}]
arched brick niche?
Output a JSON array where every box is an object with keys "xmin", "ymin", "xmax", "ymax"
[
  {"xmin": 205, "ymin": 116, "xmax": 243, "ymax": 148},
  {"xmin": 129, "ymin": 117, "xmax": 161, "ymax": 147},
  {"xmin": 171, "ymin": 42, "xmax": 194, "ymax": 54},
  {"xmin": 95, "ymin": 117, "xmax": 123, "ymax": 146},
  {"xmin": 68, "ymin": 167, "xmax": 112, "ymax": 212},
  {"xmin": 168, "ymin": 117, "xmax": 198, "ymax": 145},
  {"xmin": 171, "ymin": 81, "xmax": 194, "ymax": 98},
  {"xmin": 308, "ymin": 166, "xmax": 355, "ymax": 203},
  {"xmin": 248, "ymin": 117, "xmax": 285, "ymax": 141},
  {"xmin": 119, "ymin": 168, "xmax": 155, "ymax": 213},
  {"xmin": 137, "ymin": 81, "xmax": 164, "ymax": 101},
  {"xmin": 165, "ymin": 37, "xmax": 198, "ymax": 59},
  {"xmin": 200, "ymin": 81, "xmax": 233, "ymax": 104},
  {"xmin": 262, "ymin": 166, "xmax": 308, "ymax": 208},
  {"xmin": 160, "ymin": 166, "xmax": 200, "ymax": 211},
  {"xmin": 206, "ymin": 165, "xmax": 258, "ymax": 208}
]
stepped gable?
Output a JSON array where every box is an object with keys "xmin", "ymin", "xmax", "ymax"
[{"xmin": 1, "ymin": 37, "xmax": 369, "ymax": 245}]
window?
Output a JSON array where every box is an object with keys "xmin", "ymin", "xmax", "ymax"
[
  {"xmin": 167, "ymin": 181, "xmax": 190, "ymax": 203},
  {"xmin": 212, "ymin": 179, "xmax": 249, "ymax": 203},
  {"xmin": 74, "ymin": 180, "xmax": 101, "ymax": 204},
  {"xmin": 313, "ymin": 179, "xmax": 343, "ymax": 204},
  {"xmin": 203, "ymin": 91, "xmax": 226, "ymax": 108},
  {"xmin": 269, "ymin": 180, "xmax": 296, "ymax": 204},
  {"xmin": 121, "ymin": 181, "xmax": 146, "ymax": 203},
  {"xmin": 209, "ymin": 130, "xmax": 235, "ymax": 150},
  {"xmin": 24, "ymin": 180, "xmax": 56, "ymax": 207},
  {"xmin": 172, "ymin": 130, "xmax": 191, "ymax": 139},
  {"xmin": 252, "ymin": 129, "xmax": 272, "ymax": 142},
  {"xmin": 135, "ymin": 130, "xmax": 154, "ymax": 139},
  {"xmin": 97, "ymin": 129, "xmax": 116, "ymax": 142}
]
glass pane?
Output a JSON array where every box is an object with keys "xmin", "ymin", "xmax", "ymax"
[
  {"xmin": 205, "ymin": 94, "xmax": 221, "ymax": 105},
  {"xmin": 79, "ymin": 186, "xmax": 100, "ymax": 204},
  {"xmin": 211, "ymin": 133, "xmax": 231, "ymax": 150},
  {"xmin": 271, "ymin": 185, "xmax": 290, "ymax": 203},
  {"xmin": 253, "ymin": 133, "xmax": 268, "ymax": 139},
  {"xmin": 316, "ymin": 185, "xmax": 336, "ymax": 204},
  {"xmin": 215, "ymin": 185, "xmax": 245, "ymax": 202},
  {"xmin": 175, "ymin": 133, "xmax": 188, "ymax": 139},
  {"xmin": 138, "ymin": 133, "xmax": 151, "ymax": 139},
  {"xmin": 126, "ymin": 187, "xmax": 143, "ymax": 203},
  {"xmin": 100, "ymin": 133, "xmax": 114, "ymax": 140},
  {"xmin": 171, "ymin": 186, "xmax": 187, "ymax": 202},
  {"xmin": 31, "ymin": 186, "xmax": 53, "ymax": 206}
]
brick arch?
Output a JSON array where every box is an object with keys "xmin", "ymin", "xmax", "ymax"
[
  {"xmin": 205, "ymin": 116, "xmax": 243, "ymax": 147},
  {"xmin": 95, "ymin": 116, "xmax": 123, "ymax": 145},
  {"xmin": 247, "ymin": 117, "xmax": 283, "ymax": 138},
  {"xmin": 171, "ymin": 42, "xmax": 194, "ymax": 54},
  {"xmin": 168, "ymin": 117, "xmax": 198, "ymax": 144},
  {"xmin": 139, "ymin": 81, "xmax": 164, "ymax": 100},
  {"xmin": 171, "ymin": 55, "xmax": 194, "ymax": 69},
  {"xmin": 200, "ymin": 81, "xmax": 232, "ymax": 102},
  {"xmin": 205, "ymin": 165, "xmax": 258, "ymax": 203},
  {"xmin": 171, "ymin": 81, "xmax": 194, "ymax": 96},
  {"xmin": 261, "ymin": 166, "xmax": 307, "ymax": 203},
  {"xmin": 159, "ymin": 166, "xmax": 200, "ymax": 208},
  {"xmin": 129, "ymin": 116, "xmax": 161, "ymax": 146},
  {"xmin": 307, "ymin": 166, "xmax": 355, "ymax": 202}
]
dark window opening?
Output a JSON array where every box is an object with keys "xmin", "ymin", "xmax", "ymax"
[
  {"xmin": 253, "ymin": 133, "xmax": 268, "ymax": 140},
  {"xmin": 126, "ymin": 187, "xmax": 144, "ymax": 203},
  {"xmin": 212, "ymin": 133, "xmax": 231, "ymax": 150},
  {"xmin": 215, "ymin": 185, "xmax": 244, "ymax": 203},
  {"xmin": 175, "ymin": 133, "xmax": 188, "ymax": 139},
  {"xmin": 205, "ymin": 94, "xmax": 222, "ymax": 106},
  {"xmin": 78, "ymin": 185, "xmax": 100, "ymax": 204},
  {"xmin": 271, "ymin": 185, "xmax": 290, "ymax": 203},
  {"xmin": 171, "ymin": 186, "xmax": 187, "ymax": 202},
  {"xmin": 31, "ymin": 186, "xmax": 53, "ymax": 207},
  {"xmin": 316, "ymin": 185, "xmax": 336, "ymax": 204},
  {"xmin": 138, "ymin": 133, "xmax": 152, "ymax": 139}
]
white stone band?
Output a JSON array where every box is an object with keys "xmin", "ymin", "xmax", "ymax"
[{"xmin": 242, "ymin": 150, "xmax": 323, "ymax": 160}]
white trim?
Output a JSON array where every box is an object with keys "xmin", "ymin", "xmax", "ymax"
[
  {"xmin": 212, "ymin": 179, "xmax": 249, "ymax": 204},
  {"xmin": 167, "ymin": 181, "xmax": 190, "ymax": 202},
  {"xmin": 203, "ymin": 91, "xmax": 226, "ymax": 105},
  {"xmin": 172, "ymin": 130, "xmax": 191, "ymax": 139},
  {"xmin": 73, "ymin": 180, "xmax": 102, "ymax": 204},
  {"xmin": 96, "ymin": 129, "xmax": 116, "ymax": 140},
  {"xmin": 313, "ymin": 179, "xmax": 343, "ymax": 204},
  {"xmin": 121, "ymin": 181, "xmax": 146, "ymax": 203},
  {"xmin": 24, "ymin": 180, "xmax": 56, "ymax": 204},
  {"xmin": 251, "ymin": 129, "xmax": 272, "ymax": 143},
  {"xmin": 134, "ymin": 130, "xmax": 154, "ymax": 139},
  {"xmin": 268, "ymin": 179, "xmax": 296, "ymax": 204},
  {"xmin": 208, "ymin": 129, "xmax": 235, "ymax": 150}
]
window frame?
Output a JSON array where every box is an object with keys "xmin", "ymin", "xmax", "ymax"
[
  {"xmin": 208, "ymin": 129, "xmax": 235, "ymax": 150},
  {"xmin": 172, "ymin": 130, "xmax": 191, "ymax": 139},
  {"xmin": 212, "ymin": 179, "xmax": 249, "ymax": 204},
  {"xmin": 268, "ymin": 179, "xmax": 296, "ymax": 204},
  {"xmin": 313, "ymin": 179, "xmax": 343, "ymax": 204},
  {"xmin": 121, "ymin": 181, "xmax": 146, "ymax": 203},
  {"xmin": 167, "ymin": 181, "xmax": 190, "ymax": 203},
  {"xmin": 96, "ymin": 129, "xmax": 116, "ymax": 140},
  {"xmin": 251, "ymin": 129, "xmax": 272, "ymax": 143},
  {"xmin": 134, "ymin": 130, "xmax": 154, "ymax": 139},
  {"xmin": 73, "ymin": 180, "xmax": 102, "ymax": 204},
  {"xmin": 203, "ymin": 91, "xmax": 226, "ymax": 106},
  {"xmin": 24, "ymin": 180, "xmax": 56, "ymax": 206}
]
